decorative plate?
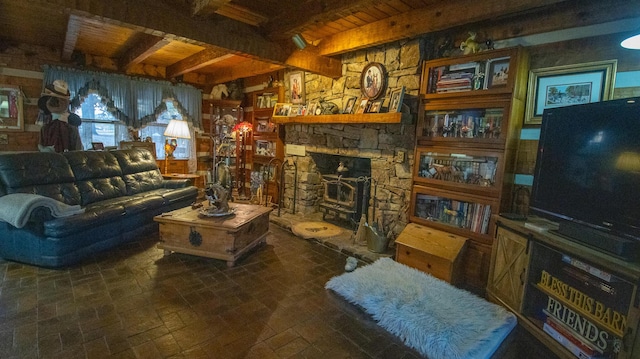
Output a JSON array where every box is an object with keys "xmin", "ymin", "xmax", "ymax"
[
  {"xmin": 360, "ymin": 62, "xmax": 386, "ymax": 100},
  {"xmin": 199, "ymin": 207, "xmax": 236, "ymax": 217}
]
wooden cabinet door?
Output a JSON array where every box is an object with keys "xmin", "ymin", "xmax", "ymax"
[{"xmin": 487, "ymin": 226, "xmax": 529, "ymax": 312}]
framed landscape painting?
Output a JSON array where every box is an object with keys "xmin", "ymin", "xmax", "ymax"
[{"xmin": 524, "ymin": 60, "xmax": 617, "ymax": 125}]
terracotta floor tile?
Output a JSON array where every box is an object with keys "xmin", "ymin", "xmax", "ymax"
[{"xmin": 0, "ymin": 223, "xmax": 557, "ymax": 358}]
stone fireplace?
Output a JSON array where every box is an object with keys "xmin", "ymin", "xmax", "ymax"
[
  {"xmin": 310, "ymin": 153, "xmax": 371, "ymax": 226},
  {"xmin": 280, "ymin": 122, "xmax": 416, "ymax": 241}
]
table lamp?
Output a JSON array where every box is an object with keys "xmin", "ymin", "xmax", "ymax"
[{"xmin": 163, "ymin": 119, "xmax": 191, "ymax": 173}]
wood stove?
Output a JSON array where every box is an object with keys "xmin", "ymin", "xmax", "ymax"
[{"xmin": 310, "ymin": 153, "xmax": 371, "ymax": 226}]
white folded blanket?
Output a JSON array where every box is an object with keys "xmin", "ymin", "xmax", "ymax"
[{"xmin": 0, "ymin": 193, "xmax": 85, "ymax": 228}]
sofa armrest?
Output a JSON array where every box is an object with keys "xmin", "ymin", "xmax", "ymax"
[{"xmin": 162, "ymin": 179, "xmax": 190, "ymax": 189}]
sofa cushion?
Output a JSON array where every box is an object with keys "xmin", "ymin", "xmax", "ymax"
[
  {"xmin": 63, "ymin": 151, "xmax": 127, "ymax": 206},
  {"xmin": 0, "ymin": 152, "xmax": 81, "ymax": 205},
  {"xmin": 43, "ymin": 205, "xmax": 126, "ymax": 238},
  {"xmin": 111, "ymin": 149, "xmax": 165, "ymax": 195}
]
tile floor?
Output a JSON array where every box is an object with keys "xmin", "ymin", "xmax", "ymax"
[{"xmin": 0, "ymin": 219, "xmax": 558, "ymax": 358}]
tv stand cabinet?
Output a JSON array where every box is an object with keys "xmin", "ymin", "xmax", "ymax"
[{"xmin": 488, "ymin": 216, "xmax": 640, "ymax": 358}]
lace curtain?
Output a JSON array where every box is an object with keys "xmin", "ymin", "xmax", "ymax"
[{"xmin": 42, "ymin": 65, "xmax": 202, "ymax": 129}]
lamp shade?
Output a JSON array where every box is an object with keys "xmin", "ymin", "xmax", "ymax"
[{"xmin": 164, "ymin": 119, "xmax": 191, "ymax": 139}]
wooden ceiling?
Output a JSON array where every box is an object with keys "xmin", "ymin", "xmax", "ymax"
[{"xmin": 1, "ymin": 0, "xmax": 639, "ymax": 91}]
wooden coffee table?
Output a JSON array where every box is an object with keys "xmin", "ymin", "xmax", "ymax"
[{"xmin": 154, "ymin": 202, "xmax": 272, "ymax": 266}]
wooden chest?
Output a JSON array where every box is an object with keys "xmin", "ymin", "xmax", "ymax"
[
  {"xmin": 395, "ymin": 223, "xmax": 468, "ymax": 285},
  {"xmin": 154, "ymin": 203, "xmax": 272, "ymax": 266}
]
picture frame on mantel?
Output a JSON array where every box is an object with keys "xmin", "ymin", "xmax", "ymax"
[
  {"xmin": 289, "ymin": 71, "xmax": 305, "ymax": 105},
  {"xmin": 0, "ymin": 84, "xmax": 24, "ymax": 131},
  {"xmin": 388, "ymin": 86, "xmax": 405, "ymax": 113},
  {"xmin": 360, "ymin": 62, "xmax": 386, "ymax": 100},
  {"xmin": 524, "ymin": 60, "xmax": 617, "ymax": 125}
]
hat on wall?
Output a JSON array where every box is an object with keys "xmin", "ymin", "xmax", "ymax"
[{"xmin": 41, "ymin": 79, "xmax": 70, "ymax": 99}]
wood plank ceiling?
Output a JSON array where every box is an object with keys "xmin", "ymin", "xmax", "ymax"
[{"xmin": 0, "ymin": 0, "xmax": 638, "ymax": 91}]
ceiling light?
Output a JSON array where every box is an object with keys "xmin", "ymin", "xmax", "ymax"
[
  {"xmin": 292, "ymin": 34, "xmax": 307, "ymax": 50},
  {"xmin": 621, "ymin": 33, "xmax": 640, "ymax": 49}
]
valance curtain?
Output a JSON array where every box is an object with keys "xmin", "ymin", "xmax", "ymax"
[{"xmin": 43, "ymin": 65, "xmax": 202, "ymax": 129}]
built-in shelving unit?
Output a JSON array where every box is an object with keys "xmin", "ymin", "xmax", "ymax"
[
  {"xmin": 409, "ymin": 47, "xmax": 529, "ymax": 292},
  {"xmin": 271, "ymin": 112, "xmax": 410, "ymax": 124}
]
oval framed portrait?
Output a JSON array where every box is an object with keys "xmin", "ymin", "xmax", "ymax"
[{"xmin": 360, "ymin": 62, "xmax": 386, "ymax": 100}]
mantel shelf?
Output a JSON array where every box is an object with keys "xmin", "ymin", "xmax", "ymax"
[{"xmin": 271, "ymin": 112, "xmax": 409, "ymax": 124}]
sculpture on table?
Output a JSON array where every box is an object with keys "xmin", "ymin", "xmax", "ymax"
[{"xmin": 204, "ymin": 183, "xmax": 231, "ymax": 215}]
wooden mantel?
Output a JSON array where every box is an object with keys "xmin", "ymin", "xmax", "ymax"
[{"xmin": 271, "ymin": 112, "xmax": 410, "ymax": 124}]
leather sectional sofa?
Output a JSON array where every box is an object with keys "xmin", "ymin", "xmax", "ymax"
[{"xmin": 0, "ymin": 149, "xmax": 198, "ymax": 267}]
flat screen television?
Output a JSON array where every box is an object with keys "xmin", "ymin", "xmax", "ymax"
[{"xmin": 530, "ymin": 97, "xmax": 640, "ymax": 261}]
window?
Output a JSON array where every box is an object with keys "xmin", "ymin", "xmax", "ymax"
[
  {"xmin": 139, "ymin": 99, "xmax": 191, "ymax": 160},
  {"xmin": 75, "ymin": 93, "xmax": 128, "ymax": 150},
  {"xmin": 75, "ymin": 94, "xmax": 191, "ymax": 160}
]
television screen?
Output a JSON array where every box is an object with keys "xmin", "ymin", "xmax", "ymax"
[{"xmin": 530, "ymin": 97, "xmax": 640, "ymax": 258}]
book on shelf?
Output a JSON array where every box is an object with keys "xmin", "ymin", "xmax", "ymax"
[
  {"xmin": 561, "ymin": 254, "xmax": 613, "ymax": 283},
  {"xmin": 542, "ymin": 322, "xmax": 605, "ymax": 359},
  {"xmin": 543, "ymin": 314, "xmax": 604, "ymax": 358}
]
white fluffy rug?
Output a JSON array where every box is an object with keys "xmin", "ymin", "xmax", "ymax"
[{"xmin": 326, "ymin": 258, "xmax": 516, "ymax": 359}]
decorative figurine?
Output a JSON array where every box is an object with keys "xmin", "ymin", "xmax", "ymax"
[
  {"xmin": 201, "ymin": 183, "xmax": 232, "ymax": 216},
  {"xmin": 460, "ymin": 31, "xmax": 481, "ymax": 55}
]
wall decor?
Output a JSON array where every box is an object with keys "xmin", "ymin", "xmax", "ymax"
[
  {"xmin": 388, "ymin": 87, "xmax": 405, "ymax": 113},
  {"xmin": 484, "ymin": 57, "xmax": 510, "ymax": 89},
  {"xmin": 524, "ymin": 60, "xmax": 617, "ymax": 125},
  {"xmin": 355, "ymin": 98, "xmax": 369, "ymax": 114},
  {"xmin": 360, "ymin": 62, "xmax": 386, "ymax": 100},
  {"xmin": 272, "ymin": 103, "xmax": 292, "ymax": 117},
  {"xmin": 343, "ymin": 96, "xmax": 357, "ymax": 114},
  {"xmin": 289, "ymin": 71, "xmax": 305, "ymax": 104},
  {"xmin": 367, "ymin": 100, "xmax": 383, "ymax": 113},
  {"xmin": 0, "ymin": 85, "xmax": 24, "ymax": 131}
]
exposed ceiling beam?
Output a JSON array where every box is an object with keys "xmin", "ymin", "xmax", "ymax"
[
  {"xmin": 192, "ymin": 0, "xmax": 231, "ymax": 17},
  {"xmin": 317, "ymin": 0, "xmax": 570, "ymax": 55},
  {"xmin": 27, "ymin": 0, "xmax": 339, "ymax": 78},
  {"xmin": 205, "ymin": 59, "xmax": 284, "ymax": 85},
  {"xmin": 119, "ymin": 34, "xmax": 171, "ymax": 72},
  {"xmin": 264, "ymin": 0, "xmax": 388, "ymax": 40},
  {"xmin": 166, "ymin": 48, "xmax": 234, "ymax": 79},
  {"xmin": 285, "ymin": 46, "xmax": 342, "ymax": 79},
  {"xmin": 62, "ymin": 14, "xmax": 82, "ymax": 61},
  {"xmin": 215, "ymin": 4, "xmax": 267, "ymax": 26}
]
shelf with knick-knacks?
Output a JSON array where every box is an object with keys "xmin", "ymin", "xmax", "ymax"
[
  {"xmin": 417, "ymin": 97, "xmax": 519, "ymax": 150},
  {"xmin": 421, "ymin": 47, "xmax": 529, "ymax": 101},
  {"xmin": 414, "ymin": 146, "xmax": 504, "ymax": 198}
]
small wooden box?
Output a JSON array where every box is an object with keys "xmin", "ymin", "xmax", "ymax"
[{"xmin": 395, "ymin": 223, "xmax": 468, "ymax": 285}]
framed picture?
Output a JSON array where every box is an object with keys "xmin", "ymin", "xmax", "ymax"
[
  {"xmin": 343, "ymin": 96, "xmax": 357, "ymax": 114},
  {"xmin": 355, "ymin": 98, "xmax": 369, "ymax": 114},
  {"xmin": 0, "ymin": 85, "xmax": 24, "ymax": 131},
  {"xmin": 524, "ymin": 60, "xmax": 617, "ymax": 125},
  {"xmin": 306, "ymin": 101, "xmax": 317, "ymax": 116},
  {"xmin": 289, "ymin": 71, "xmax": 305, "ymax": 104},
  {"xmin": 388, "ymin": 86, "xmax": 405, "ymax": 113},
  {"xmin": 367, "ymin": 100, "xmax": 383, "ymax": 113},
  {"xmin": 272, "ymin": 103, "xmax": 292, "ymax": 117},
  {"xmin": 360, "ymin": 62, "xmax": 386, "ymax": 100},
  {"xmin": 484, "ymin": 57, "xmax": 510, "ymax": 89}
]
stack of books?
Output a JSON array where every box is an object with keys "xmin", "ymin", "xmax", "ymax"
[{"xmin": 435, "ymin": 72, "xmax": 474, "ymax": 93}]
